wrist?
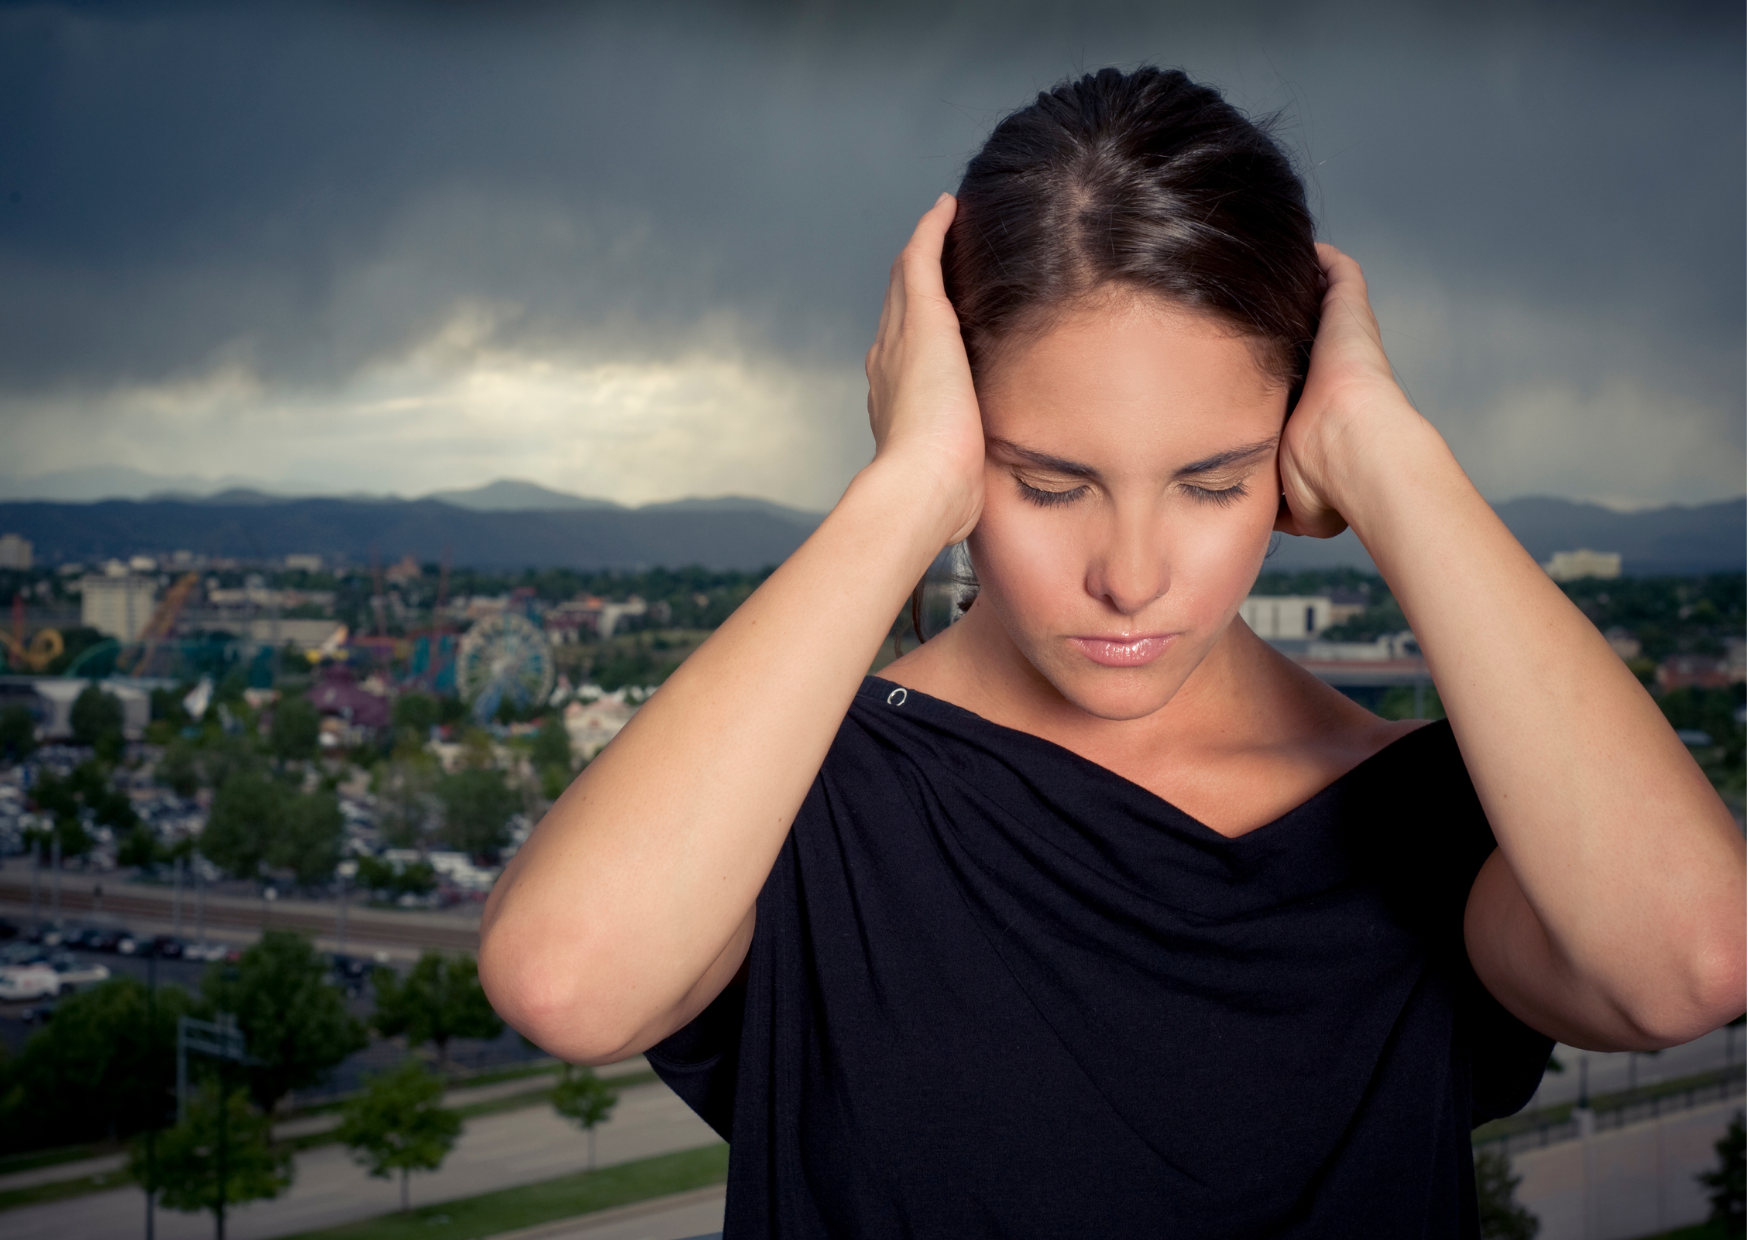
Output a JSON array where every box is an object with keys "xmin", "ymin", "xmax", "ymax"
[
  {"xmin": 846, "ymin": 453, "xmax": 978, "ymax": 557},
  {"xmin": 1325, "ymin": 403, "xmax": 1473, "ymax": 549}
]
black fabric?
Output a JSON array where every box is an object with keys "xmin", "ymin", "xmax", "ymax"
[{"xmin": 648, "ymin": 677, "xmax": 1551, "ymax": 1239}]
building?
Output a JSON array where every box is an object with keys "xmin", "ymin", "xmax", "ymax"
[
  {"xmin": 283, "ymin": 553, "xmax": 324, "ymax": 573},
  {"xmin": 0, "ymin": 676, "xmax": 151, "ymax": 740},
  {"xmin": 80, "ymin": 573, "xmax": 158, "ymax": 642},
  {"xmin": 0, "ymin": 533, "xmax": 32, "ymax": 570},
  {"xmin": 1239, "ymin": 595, "xmax": 1337, "ymax": 641},
  {"xmin": 1543, "ymin": 549, "xmax": 1622, "ymax": 581}
]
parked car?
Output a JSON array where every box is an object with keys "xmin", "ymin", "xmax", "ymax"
[
  {"xmin": 0, "ymin": 965, "xmax": 60, "ymax": 1001},
  {"xmin": 72, "ymin": 926, "xmax": 127, "ymax": 953},
  {"xmin": 46, "ymin": 955, "xmax": 110, "ymax": 990},
  {"xmin": 0, "ymin": 917, "xmax": 17, "ymax": 941},
  {"xmin": 147, "ymin": 935, "xmax": 185, "ymax": 960},
  {"xmin": 115, "ymin": 933, "xmax": 140, "ymax": 955},
  {"xmin": 20, "ymin": 1000, "xmax": 56, "ymax": 1025}
]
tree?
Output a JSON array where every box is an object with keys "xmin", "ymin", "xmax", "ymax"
[
  {"xmin": 531, "ymin": 716, "xmax": 573, "ymax": 770},
  {"xmin": 371, "ymin": 951, "xmax": 504, "ymax": 1071},
  {"xmin": 0, "ymin": 702, "xmax": 37, "ymax": 760},
  {"xmin": 132, "ymin": 1081, "xmax": 292, "ymax": 1234},
  {"xmin": 201, "ymin": 771, "xmax": 281, "ymax": 880},
  {"xmin": 203, "ymin": 773, "xmax": 342, "ymax": 887},
  {"xmin": 159, "ymin": 738, "xmax": 201, "ymax": 797},
  {"xmin": 335, "ymin": 1057, "xmax": 462, "ymax": 1212},
  {"xmin": 269, "ymin": 695, "xmax": 322, "ymax": 763},
  {"xmin": 354, "ymin": 854, "xmax": 437, "ymax": 898},
  {"xmin": 1474, "ymin": 1146, "xmax": 1539, "ymax": 1240},
  {"xmin": 374, "ymin": 757, "xmax": 439, "ymax": 848},
  {"xmin": 71, "ymin": 682, "xmax": 126, "ymax": 757},
  {"xmin": 1698, "ymin": 1113, "xmax": 1745, "ymax": 1233},
  {"xmin": 393, "ymin": 692, "xmax": 440, "ymax": 738},
  {"xmin": 118, "ymin": 823, "xmax": 168, "ymax": 870},
  {"xmin": 552, "ymin": 1064, "xmax": 619, "ymax": 1170},
  {"xmin": 436, "ymin": 767, "xmax": 519, "ymax": 862},
  {"xmin": 0, "ymin": 975, "xmax": 193, "ymax": 1154},
  {"xmin": 203, "ymin": 930, "xmax": 368, "ymax": 1113},
  {"xmin": 30, "ymin": 760, "xmax": 135, "ymax": 861},
  {"xmin": 276, "ymin": 789, "xmax": 343, "ymax": 887}
]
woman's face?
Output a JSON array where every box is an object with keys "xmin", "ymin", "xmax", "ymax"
[{"xmin": 966, "ymin": 295, "xmax": 1288, "ymax": 722}]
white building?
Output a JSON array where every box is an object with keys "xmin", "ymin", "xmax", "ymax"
[
  {"xmin": 0, "ymin": 533, "xmax": 32, "ymax": 570},
  {"xmin": 1239, "ymin": 595, "xmax": 1338, "ymax": 641},
  {"xmin": 81, "ymin": 574, "xmax": 158, "ymax": 641},
  {"xmin": 1543, "ymin": 549, "xmax": 1622, "ymax": 582}
]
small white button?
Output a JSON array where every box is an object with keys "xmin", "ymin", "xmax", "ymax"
[{"xmin": 886, "ymin": 687, "xmax": 908, "ymax": 707}]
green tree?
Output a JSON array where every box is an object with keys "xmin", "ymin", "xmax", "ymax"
[
  {"xmin": 275, "ymin": 789, "xmax": 343, "ymax": 887},
  {"xmin": 551, "ymin": 1064, "xmax": 619, "ymax": 1170},
  {"xmin": 1698, "ymin": 1113, "xmax": 1745, "ymax": 1233},
  {"xmin": 354, "ymin": 854, "xmax": 436, "ymax": 898},
  {"xmin": 531, "ymin": 716, "xmax": 573, "ymax": 770},
  {"xmin": 371, "ymin": 951, "xmax": 504, "ymax": 1071},
  {"xmin": 201, "ymin": 772, "xmax": 281, "ymax": 881},
  {"xmin": 335, "ymin": 1058, "xmax": 462, "ymax": 1212},
  {"xmin": 0, "ymin": 975, "xmax": 193, "ymax": 1154},
  {"xmin": 436, "ymin": 767, "xmax": 519, "ymax": 862},
  {"xmin": 0, "ymin": 702, "xmax": 37, "ymax": 760},
  {"xmin": 393, "ymin": 692, "xmax": 440, "ymax": 737},
  {"xmin": 203, "ymin": 930, "xmax": 368, "ymax": 1113},
  {"xmin": 118, "ymin": 824, "xmax": 168, "ymax": 870},
  {"xmin": 1474, "ymin": 1146, "xmax": 1539, "ymax": 1240},
  {"xmin": 374, "ymin": 757, "xmax": 438, "ymax": 848},
  {"xmin": 71, "ymin": 682, "xmax": 126, "ymax": 757},
  {"xmin": 30, "ymin": 760, "xmax": 135, "ymax": 861},
  {"xmin": 131, "ymin": 1081, "xmax": 292, "ymax": 1233},
  {"xmin": 159, "ymin": 738, "xmax": 201, "ymax": 797},
  {"xmin": 269, "ymin": 695, "xmax": 322, "ymax": 763}
]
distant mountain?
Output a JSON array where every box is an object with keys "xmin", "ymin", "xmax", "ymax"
[
  {"xmin": 423, "ymin": 479, "xmax": 623, "ymax": 512},
  {"xmin": 0, "ymin": 490, "xmax": 1732, "ymax": 575},
  {"xmin": 1267, "ymin": 496, "xmax": 1744, "ymax": 576},
  {"xmin": 0, "ymin": 466, "xmax": 285, "ymax": 503},
  {"xmin": 0, "ymin": 495, "xmax": 823, "ymax": 571}
]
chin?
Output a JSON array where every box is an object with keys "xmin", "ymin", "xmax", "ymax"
[{"xmin": 1036, "ymin": 659, "xmax": 1193, "ymax": 722}]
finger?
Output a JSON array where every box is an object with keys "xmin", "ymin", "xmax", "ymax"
[{"xmin": 898, "ymin": 193, "xmax": 958, "ymax": 297}]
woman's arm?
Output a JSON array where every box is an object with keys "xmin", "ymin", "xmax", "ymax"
[
  {"xmin": 1279, "ymin": 244, "xmax": 1745, "ymax": 1052},
  {"xmin": 478, "ymin": 195, "xmax": 984, "ymax": 1064}
]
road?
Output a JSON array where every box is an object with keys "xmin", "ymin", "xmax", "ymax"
[
  {"xmin": 3, "ymin": 1076, "xmax": 721, "ymax": 1240},
  {"xmin": 1525, "ymin": 1025, "xmax": 1740, "ymax": 1109}
]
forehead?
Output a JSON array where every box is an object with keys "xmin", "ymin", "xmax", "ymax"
[{"xmin": 975, "ymin": 296, "xmax": 1287, "ymax": 464}]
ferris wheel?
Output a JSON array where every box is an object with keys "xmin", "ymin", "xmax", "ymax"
[{"xmin": 456, "ymin": 613, "xmax": 555, "ymax": 723}]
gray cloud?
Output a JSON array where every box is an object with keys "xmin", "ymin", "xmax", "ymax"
[{"xmin": 0, "ymin": 0, "xmax": 1740, "ymax": 506}]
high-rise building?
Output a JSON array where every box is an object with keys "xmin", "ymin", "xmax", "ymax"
[
  {"xmin": 1543, "ymin": 549, "xmax": 1622, "ymax": 581},
  {"xmin": 81, "ymin": 574, "xmax": 158, "ymax": 642},
  {"xmin": 0, "ymin": 533, "xmax": 32, "ymax": 569}
]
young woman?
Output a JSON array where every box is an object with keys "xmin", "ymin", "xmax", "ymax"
[{"xmin": 480, "ymin": 68, "xmax": 1745, "ymax": 1237}]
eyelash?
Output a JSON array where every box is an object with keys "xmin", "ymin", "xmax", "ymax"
[{"xmin": 1015, "ymin": 478, "xmax": 1250, "ymax": 508}]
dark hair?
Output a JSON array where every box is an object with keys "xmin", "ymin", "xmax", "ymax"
[{"xmin": 942, "ymin": 66, "xmax": 1321, "ymax": 401}]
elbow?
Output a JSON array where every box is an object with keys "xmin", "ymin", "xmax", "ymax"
[
  {"xmin": 478, "ymin": 918, "xmax": 648, "ymax": 1066},
  {"xmin": 1621, "ymin": 929, "xmax": 1747, "ymax": 1049}
]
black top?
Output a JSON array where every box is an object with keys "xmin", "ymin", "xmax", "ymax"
[{"xmin": 648, "ymin": 677, "xmax": 1551, "ymax": 1239}]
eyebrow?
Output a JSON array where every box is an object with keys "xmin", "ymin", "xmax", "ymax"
[{"xmin": 988, "ymin": 437, "xmax": 1277, "ymax": 481}]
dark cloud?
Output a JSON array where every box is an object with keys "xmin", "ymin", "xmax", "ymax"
[{"xmin": 0, "ymin": 0, "xmax": 1740, "ymax": 500}]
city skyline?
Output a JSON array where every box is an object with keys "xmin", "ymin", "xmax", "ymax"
[{"xmin": 1, "ymin": 1, "xmax": 1742, "ymax": 512}]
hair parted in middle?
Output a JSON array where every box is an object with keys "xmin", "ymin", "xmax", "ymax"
[{"xmin": 942, "ymin": 66, "xmax": 1323, "ymax": 407}]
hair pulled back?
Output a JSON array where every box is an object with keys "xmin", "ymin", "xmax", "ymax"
[{"xmin": 943, "ymin": 66, "xmax": 1321, "ymax": 403}]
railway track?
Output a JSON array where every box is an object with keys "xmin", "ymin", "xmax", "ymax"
[{"xmin": 0, "ymin": 872, "xmax": 481, "ymax": 953}]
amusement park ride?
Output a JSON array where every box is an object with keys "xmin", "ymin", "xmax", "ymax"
[{"xmin": 2, "ymin": 554, "xmax": 559, "ymax": 724}]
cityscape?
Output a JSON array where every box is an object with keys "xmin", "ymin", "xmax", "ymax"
[{"xmin": 0, "ymin": 498, "xmax": 1741, "ymax": 1239}]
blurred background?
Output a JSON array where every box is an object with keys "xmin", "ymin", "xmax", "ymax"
[{"xmin": 0, "ymin": 4, "xmax": 1741, "ymax": 1240}]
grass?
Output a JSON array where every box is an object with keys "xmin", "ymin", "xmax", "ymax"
[
  {"xmin": 2, "ymin": 1071, "xmax": 667, "ymax": 1206},
  {"xmin": 0, "ymin": 1141, "xmax": 112, "ymax": 1177},
  {"xmin": 0, "ymin": 1168, "xmax": 136, "ymax": 1211},
  {"xmin": 1473, "ymin": 1066, "xmax": 1742, "ymax": 1144},
  {"xmin": 275, "ymin": 1143, "xmax": 729, "ymax": 1240}
]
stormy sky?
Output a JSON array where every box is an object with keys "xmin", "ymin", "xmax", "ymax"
[{"xmin": 0, "ymin": 0, "xmax": 1741, "ymax": 511}]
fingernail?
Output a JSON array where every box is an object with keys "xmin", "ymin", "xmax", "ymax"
[{"xmin": 935, "ymin": 192, "xmax": 951, "ymax": 206}]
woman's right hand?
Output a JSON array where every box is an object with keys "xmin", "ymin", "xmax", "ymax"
[{"xmin": 864, "ymin": 193, "xmax": 986, "ymax": 547}]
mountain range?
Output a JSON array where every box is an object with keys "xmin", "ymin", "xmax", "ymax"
[{"xmin": 0, "ymin": 479, "xmax": 1738, "ymax": 575}]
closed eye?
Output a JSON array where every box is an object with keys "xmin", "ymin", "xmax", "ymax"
[
  {"xmin": 1181, "ymin": 481, "xmax": 1248, "ymax": 507},
  {"xmin": 1016, "ymin": 477, "xmax": 1088, "ymax": 507}
]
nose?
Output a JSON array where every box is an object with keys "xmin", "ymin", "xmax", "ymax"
[{"xmin": 1085, "ymin": 509, "xmax": 1169, "ymax": 617}]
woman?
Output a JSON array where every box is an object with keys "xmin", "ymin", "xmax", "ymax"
[{"xmin": 480, "ymin": 68, "xmax": 1745, "ymax": 1237}]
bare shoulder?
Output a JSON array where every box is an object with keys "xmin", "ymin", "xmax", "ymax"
[{"xmin": 1256, "ymin": 637, "xmax": 1428, "ymax": 768}]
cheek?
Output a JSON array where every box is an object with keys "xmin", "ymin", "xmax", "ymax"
[{"xmin": 966, "ymin": 478, "xmax": 1090, "ymax": 617}]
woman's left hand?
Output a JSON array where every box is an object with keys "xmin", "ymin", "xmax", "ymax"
[{"xmin": 1274, "ymin": 242, "xmax": 1428, "ymax": 539}]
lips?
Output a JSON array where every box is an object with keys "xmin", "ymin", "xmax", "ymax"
[{"xmin": 1068, "ymin": 634, "xmax": 1175, "ymax": 667}]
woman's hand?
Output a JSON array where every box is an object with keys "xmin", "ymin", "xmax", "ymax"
[
  {"xmin": 864, "ymin": 193, "xmax": 986, "ymax": 547},
  {"xmin": 1275, "ymin": 242, "xmax": 1429, "ymax": 539}
]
